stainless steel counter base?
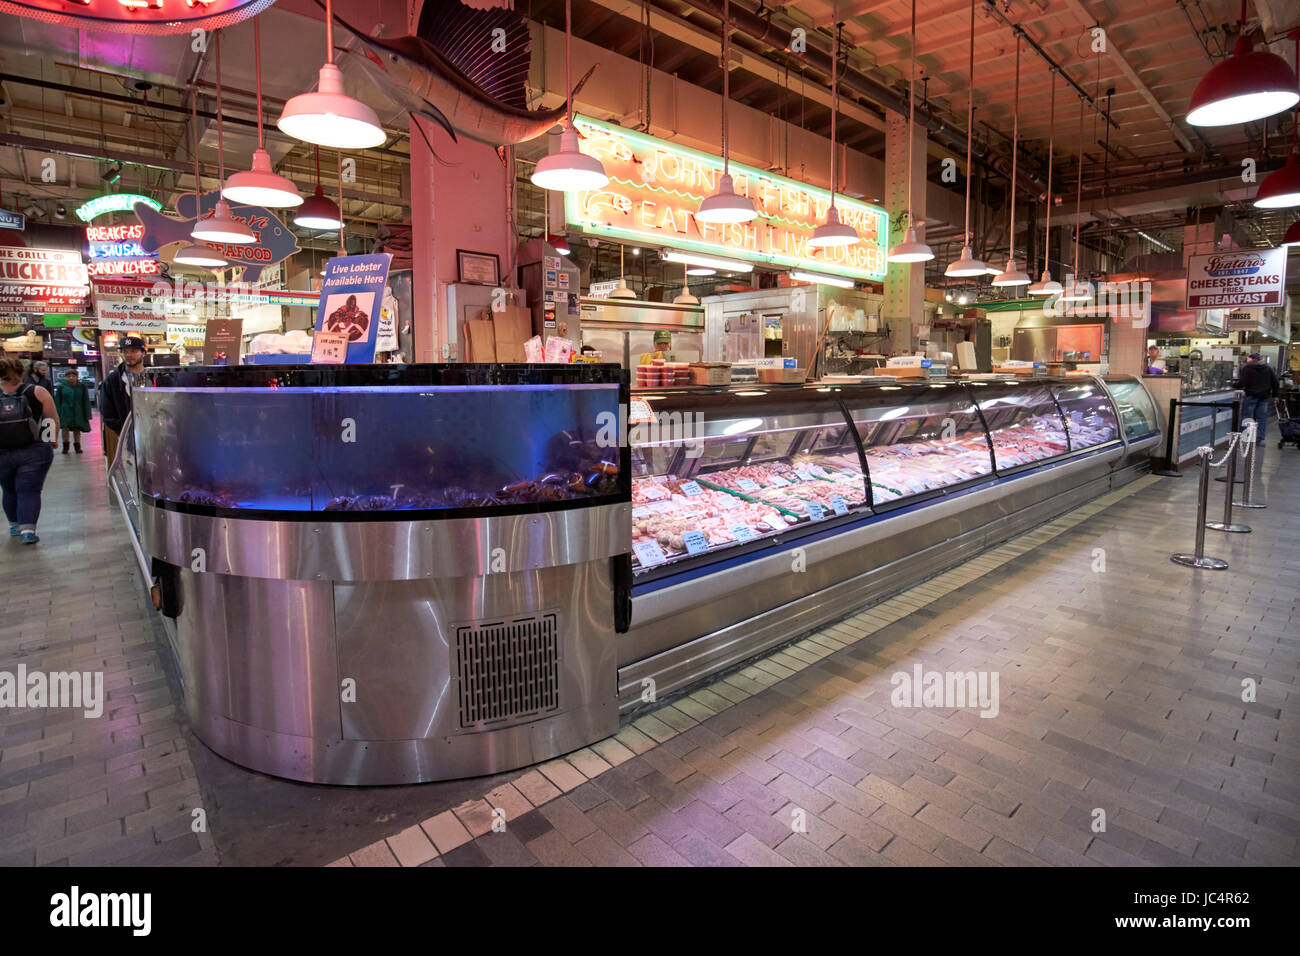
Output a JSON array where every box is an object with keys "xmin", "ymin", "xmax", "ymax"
[{"xmin": 137, "ymin": 503, "xmax": 627, "ymax": 785}]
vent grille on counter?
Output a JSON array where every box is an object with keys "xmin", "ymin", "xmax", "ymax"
[{"xmin": 454, "ymin": 613, "xmax": 561, "ymax": 730}]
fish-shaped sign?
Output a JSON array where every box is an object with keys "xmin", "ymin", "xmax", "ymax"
[
  {"xmin": 322, "ymin": 0, "xmax": 596, "ymax": 148},
  {"xmin": 134, "ymin": 191, "xmax": 301, "ymax": 284}
]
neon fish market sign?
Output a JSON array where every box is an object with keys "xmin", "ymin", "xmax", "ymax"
[
  {"xmin": 564, "ymin": 114, "xmax": 888, "ymax": 282},
  {"xmin": 0, "ymin": 0, "xmax": 275, "ymax": 35},
  {"xmin": 76, "ymin": 194, "xmax": 161, "ymax": 223}
]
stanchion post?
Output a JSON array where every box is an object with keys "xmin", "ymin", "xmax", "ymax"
[
  {"xmin": 1171, "ymin": 446, "xmax": 1228, "ymax": 569},
  {"xmin": 1235, "ymin": 419, "xmax": 1266, "ymax": 509},
  {"xmin": 1206, "ymin": 432, "xmax": 1251, "ymax": 533},
  {"xmin": 1153, "ymin": 398, "xmax": 1181, "ymax": 477}
]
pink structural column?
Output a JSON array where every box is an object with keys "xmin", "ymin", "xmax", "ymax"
[{"xmin": 409, "ymin": 115, "xmax": 514, "ymax": 361}]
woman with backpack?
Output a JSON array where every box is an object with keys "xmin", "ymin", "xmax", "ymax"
[{"xmin": 0, "ymin": 357, "xmax": 58, "ymax": 544}]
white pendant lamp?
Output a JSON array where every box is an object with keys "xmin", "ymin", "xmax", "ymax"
[
  {"xmin": 992, "ymin": 35, "xmax": 1029, "ymax": 289},
  {"xmin": 294, "ymin": 147, "xmax": 343, "ymax": 229},
  {"xmin": 887, "ymin": 0, "xmax": 933, "ymax": 264},
  {"xmin": 278, "ymin": 0, "xmax": 385, "ymax": 149},
  {"xmin": 192, "ymin": 32, "xmax": 255, "ymax": 245},
  {"xmin": 946, "ymin": 0, "xmax": 986, "ymax": 277},
  {"xmin": 224, "ymin": 19, "xmax": 301, "ymax": 208},
  {"xmin": 673, "ymin": 263, "xmax": 699, "ymax": 305},
  {"xmin": 610, "ymin": 245, "xmax": 636, "ymax": 298},
  {"xmin": 532, "ymin": 0, "xmax": 609, "ymax": 191},
  {"xmin": 1029, "ymin": 71, "xmax": 1063, "ymax": 296},
  {"xmin": 696, "ymin": 0, "xmax": 756, "ymax": 223},
  {"xmin": 175, "ymin": 81, "xmax": 228, "ymax": 269},
  {"xmin": 808, "ymin": 21, "xmax": 859, "ymax": 249},
  {"xmin": 1186, "ymin": 1, "xmax": 1299, "ymax": 127}
]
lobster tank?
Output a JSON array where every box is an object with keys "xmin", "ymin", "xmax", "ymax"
[{"xmin": 114, "ymin": 364, "xmax": 631, "ymax": 785}]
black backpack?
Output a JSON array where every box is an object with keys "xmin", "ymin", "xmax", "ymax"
[{"xmin": 0, "ymin": 384, "xmax": 41, "ymax": 449}]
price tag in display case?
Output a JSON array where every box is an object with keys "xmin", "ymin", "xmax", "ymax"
[
  {"xmin": 679, "ymin": 480, "xmax": 703, "ymax": 496},
  {"xmin": 628, "ymin": 397, "xmax": 655, "ymax": 425},
  {"xmin": 737, "ymin": 478, "xmax": 760, "ymax": 492},
  {"xmin": 311, "ymin": 331, "xmax": 349, "ymax": 364},
  {"xmin": 730, "ymin": 525, "xmax": 757, "ymax": 542},
  {"xmin": 682, "ymin": 530, "xmax": 709, "ymax": 555},
  {"xmin": 807, "ymin": 502, "xmax": 826, "ymax": 521},
  {"xmin": 633, "ymin": 540, "xmax": 667, "ymax": 566},
  {"xmin": 794, "ymin": 469, "xmax": 815, "ymax": 481},
  {"xmin": 716, "ymin": 495, "xmax": 741, "ymax": 510},
  {"xmin": 830, "ymin": 496, "xmax": 849, "ymax": 515},
  {"xmin": 768, "ymin": 475, "xmax": 790, "ymax": 487}
]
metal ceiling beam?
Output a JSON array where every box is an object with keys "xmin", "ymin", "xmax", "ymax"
[
  {"xmin": 1057, "ymin": 0, "xmax": 1198, "ymax": 153},
  {"xmin": 0, "ymin": 133, "xmax": 189, "ymax": 174}
]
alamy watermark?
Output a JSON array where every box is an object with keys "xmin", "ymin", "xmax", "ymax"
[
  {"xmin": 596, "ymin": 405, "xmax": 707, "ymax": 458},
  {"xmin": 0, "ymin": 665, "xmax": 104, "ymax": 718},
  {"xmin": 890, "ymin": 664, "xmax": 999, "ymax": 718}
]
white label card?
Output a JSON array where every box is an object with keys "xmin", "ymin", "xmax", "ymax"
[
  {"xmin": 682, "ymin": 530, "xmax": 709, "ymax": 554},
  {"xmin": 730, "ymin": 525, "xmax": 756, "ymax": 542},
  {"xmin": 633, "ymin": 540, "xmax": 667, "ymax": 566},
  {"xmin": 807, "ymin": 502, "xmax": 826, "ymax": 521},
  {"xmin": 679, "ymin": 481, "xmax": 703, "ymax": 496},
  {"xmin": 794, "ymin": 469, "xmax": 815, "ymax": 481},
  {"xmin": 769, "ymin": 475, "xmax": 790, "ymax": 487},
  {"xmin": 737, "ymin": 479, "xmax": 760, "ymax": 492},
  {"xmin": 830, "ymin": 496, "xmax": 849, "ymax": 515}
]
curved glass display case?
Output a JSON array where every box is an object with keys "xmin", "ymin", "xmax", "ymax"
[
  {"xmin": 1104, "ymin": 375, "xmax": 1161, "ymax": 439},
  {"xmin": 133, "ymin": 364, "xmax": 629, "ymax": 516},
  {"xmin": 629, "ymin": 376, "xmax": 1128, "ymax": 580}
]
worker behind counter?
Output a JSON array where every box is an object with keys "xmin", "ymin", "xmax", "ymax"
[
  {"xmin": 638, "ymin": 330, "xmax": 672, "ymax": 365},
  {"xmin": 1145, "ymin": 346, "xmax": 1167, "ymax": 375}
]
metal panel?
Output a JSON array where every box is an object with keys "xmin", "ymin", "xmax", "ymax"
[
  {"xmin": 139, "ymin": 501, "xmax": 630, "ymax": 582},
  {"xmin": 172, "ymin": 571, "xmax": 341, "ymax": 741}
]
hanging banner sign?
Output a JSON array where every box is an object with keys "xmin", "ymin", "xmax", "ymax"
[
  {"xmin": 96, "ymin": 297, "xmax": 166, "ymax": 333},
  {"xmin": 315, "ymin": 254, "xmax": 392, "ymax": 363},
  {"xmin": 134, "ymin": 190, "xmax": 298, "ymax": 284},
  {"xmin": 0, "ymin": 0, "xmax": 275, "ymax": 35},
  {"xmin": 564, "ymin": 114, "xmax": 889, "ymax": 283},
  {"xmin": 0, "ymin": 247, "xmax": 88, "ymax": 313},
  {"xmin": 1185, "ymin": 248, "xmax": 1286, "ymax": 309},
  {"xmin": 0, "ymin": 209, "xmax": 24, "ymax": 231}
]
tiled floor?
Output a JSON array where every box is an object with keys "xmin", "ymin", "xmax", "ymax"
[{"xmin": 2, "ymin": 427, "xmax": 1297, "ymax": 867}]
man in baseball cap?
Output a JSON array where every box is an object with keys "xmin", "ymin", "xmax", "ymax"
[
  {"xmin": 101, "ymin": 335, "xmax": 149, "ymax": 464},
  {"xmin": 1234, "ymin": 352, "xmax": 1279, "ymax": 443}
]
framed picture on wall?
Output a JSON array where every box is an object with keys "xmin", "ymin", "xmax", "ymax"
[{"xmin": 457, "ymin": 250, "xmax": 500, "ymax": 286}]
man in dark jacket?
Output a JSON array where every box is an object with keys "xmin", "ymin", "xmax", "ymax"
[
  {"xmin": 101, "ymin": 335, "xmax": 148, "ymax": 464},
  {"xmin": 1235, "ymin": 353, "xmax": 1279, "ymax": 442}
]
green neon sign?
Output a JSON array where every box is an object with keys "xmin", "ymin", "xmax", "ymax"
[
  {"xmin": 564, "ymin": 114, "xmax": 889, "ymax": 282},
  {"xmin": 75, "ymin": 194, "xmax": 162, "ymax": 222}
]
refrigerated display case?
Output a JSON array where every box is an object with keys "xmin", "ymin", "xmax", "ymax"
[
  {"xmin": 1105, "ymin": 376, "xmax": 1161, "ymax": 440},
  {"xmin": 115, "ymin": 364, "xmax": 630, "ymax": 786},
  {"xmin": 619, "ymin": 375, "xmax": 1160, "ymax": 708}
]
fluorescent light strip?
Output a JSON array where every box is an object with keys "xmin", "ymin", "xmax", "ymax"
[
  {"xmin": 789, "ymin": 269, "xmax": 855, "ymax": 289},
  {"xmin": 662, "ymin": 250, "xmax": 755, "ymax": 273}
]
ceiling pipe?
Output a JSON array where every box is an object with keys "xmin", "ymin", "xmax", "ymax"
[{"xmin": 670, "ymin": 0, "xmax": 1049, "ymax": 198}]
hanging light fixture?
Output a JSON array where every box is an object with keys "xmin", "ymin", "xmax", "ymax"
[
  {"xmin": 175, "ymin": 83, "xmax": 230, "ymax": 269},
  {"xmin": 224, "ymin": 18, "xmax": 301, "ymax": 207},
  {"xmin": 1281, "ymin": 219, "xmax": 1300, "ymax": 245},
  {"xmin": 192, "ymin": 31, "xmax": 255, "ymax": 245},
  {"xmin": 992, "ymin": 34, "xmax": 1030, "ymax": 288},
  {"xmin": 946, "ymin": 0, "xmax": 986, "ymax": 276},
  {"xmin": 695, "ymin": 0, "xmax": 757, "ymax": 222},
  {"xmin": 673, "ymin": 262, "xmax": 699, "ymax": 305},
  {"xmin": 1059, "ymin": 92, "xmax": 1092, "ymax": 303},
  {"xmin": 550, "ymin": 234, "xmax": 572, "ymax": 256},
  {"xmin": 278, "ymin": 0, "xmax": 385, "ymax": 148},
  {"xmin": 888, "ymin": 0, "xmax": 933, "ymax": 264},
  {"xmin": 1187, "ymin": 1, "xmax": 1298, "ymax": 127},
  {"xmin": 611, "ymin": 245, "xmax": 637, "ymax": 298},
  {"xmin": 808, "ymin": 19, "xmax": 859, "ymax": 248},
  {"xmin": 1029, "ymin": 70, "xmax": 1063, "ymax": 296},
  {"xmin": 294, "ymin": 146, "xmax": 343, "ymax": 229},
  {"xmin": 1253, "ymin": 30, "xmax": 1300, "ymax": 209},
  {"xmin": 531, "ymin": 0, "xmax": 609, "ymax": 191}
]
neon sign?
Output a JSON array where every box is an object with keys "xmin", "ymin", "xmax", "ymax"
[
  {"xmin": 0, "ymin": 0, "xmax": 274, "ymax": 35},
  {"xmin": 76, "ymin": 194, "xmax": 161, "ymax": 223},
  {"xmin": 564, "ymin": 115, "xmax": 889, "ymax": 282},
  {"xmin": 84, "ymin": 222, "xmax": 160, "ymax": 276}
]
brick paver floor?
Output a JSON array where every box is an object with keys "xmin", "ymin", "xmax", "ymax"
[
  {"xmin": 3, "ymin": 420, "xmax": 1296, "ymax": 867},
  {"xmin": 0, "ymin": 418, "xmax": 217, "ymax": 866}
]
